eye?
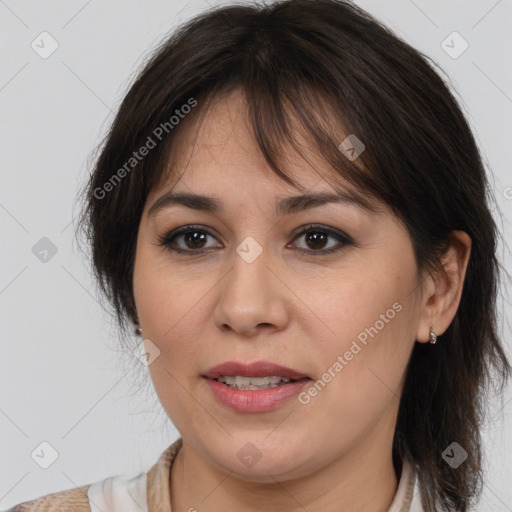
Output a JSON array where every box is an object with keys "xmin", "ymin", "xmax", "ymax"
[
  {"xmin": 156, "ymin": 225, "xmax": 221, "ymax": 253},
  {"xmin": 156, "ymin": 223, "xmax": 353, "ymax": 256},
  {"xmin": 289, "ymin": 224, "xmax": 353, "ymax": 255}
]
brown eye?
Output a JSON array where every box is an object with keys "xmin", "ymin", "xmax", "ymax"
[
  {"xmin": 304, "ymin": 231, "xmax": 329, "ymax": 250},
  {"xmin": 181, "ymin": 230, "xmax": 208, "ymax": 249},
  {"xmin": 290, "ymin": 224, "xmax": 353, "ymax": 255},
  {"xmin": 157, "ymin": 226, "xmax": 222, "ymax": 253}
]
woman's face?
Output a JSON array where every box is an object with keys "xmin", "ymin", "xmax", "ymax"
[{"xmin": 133, "ymin": 89, "xmax": 427, "ymax": 482}]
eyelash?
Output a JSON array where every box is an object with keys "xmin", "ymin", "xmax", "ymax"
[{"xmin": 156, "ymin": 224, "xmax": 353, "ymax": 256}]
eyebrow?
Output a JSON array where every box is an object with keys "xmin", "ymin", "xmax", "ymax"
[{"xmin": 147, "ymin": 190, "xmax": 377, "ymax": 218}]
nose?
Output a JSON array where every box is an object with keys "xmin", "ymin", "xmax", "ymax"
[{"xmin": 213, "ymin": 245, "xmax": 291, "ymax": 337}]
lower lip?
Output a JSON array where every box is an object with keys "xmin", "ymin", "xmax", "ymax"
[{"xmin": 204, "ymin": 377, "xmax": 311, "ymax": 412}]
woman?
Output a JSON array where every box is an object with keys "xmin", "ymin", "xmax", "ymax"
[{"xmin": 8, "ymin": 0, "xmax": 510, "ymax": 511}]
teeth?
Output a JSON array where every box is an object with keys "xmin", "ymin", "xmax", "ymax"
[{"xmin": 216, "ymin": 375, "xmax": 294, "ymax": 390}]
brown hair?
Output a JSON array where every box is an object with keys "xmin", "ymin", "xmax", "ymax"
[{"xmin": 76, "ymin": 1, "xmax": 511, "ymax": 510}]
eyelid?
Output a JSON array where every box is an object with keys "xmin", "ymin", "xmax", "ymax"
[
  {"xmin": 290, "ymin": 223, "xmax": 352, "ymax": 243},
  {"xmin": 157, "ymin": 224, "xmax": 223, "ymax": 250},
  {"xmin": 288, "ymin": 224, "xmax": 353, "ymax": 254}
]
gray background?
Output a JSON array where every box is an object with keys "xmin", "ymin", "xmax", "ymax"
[{"xmin": 1, "ymin": 0, "xmax": 511, "ymax": 510}]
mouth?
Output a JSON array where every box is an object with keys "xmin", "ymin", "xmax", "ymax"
[
  {"xmin": 202, "ymin": 360, "xmax": 312, "ymax": 412},
  {"xmin": 212, "ymin": 375, "xmax": 308, "ymax": 390}
]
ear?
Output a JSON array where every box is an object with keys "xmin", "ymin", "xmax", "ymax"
[{"xmin": 416, "ymin": 230, "xmax": 472, "ymax": 343}]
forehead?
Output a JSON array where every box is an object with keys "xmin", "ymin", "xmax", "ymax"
[{"xmin": 149, "ymin": 88, "xmax": 359, "ymax": 202}]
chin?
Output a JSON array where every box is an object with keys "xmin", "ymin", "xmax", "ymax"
[{"xmin": 205, "ymin": 436, "xmax": 315, "ymax": 482}]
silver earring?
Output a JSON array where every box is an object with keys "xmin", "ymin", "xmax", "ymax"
[
  {"xmin": 429, "ymin": 325, "xmax": 437, "ymax": 344},
  {"xmin": 134, "ymin": 324, "xmax": 142, "ymax": 336}
]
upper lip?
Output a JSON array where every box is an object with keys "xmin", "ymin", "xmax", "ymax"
[{"xmin": 203, "ymin": 360, "xmax": 310, "ymax": 380}]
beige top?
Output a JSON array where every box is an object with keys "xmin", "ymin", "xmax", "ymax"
[{"xmin": 6, "ymin": 438, "xmax": 424, "ymax": 511}]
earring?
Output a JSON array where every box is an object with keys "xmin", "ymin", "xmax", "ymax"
[
  {"xmin": 134, "ymin": 324, "xmax": 142, "ymax": 336},
  {"xmin": 429, "ymin": 324, "xmax": 437, "ymax": 344}
]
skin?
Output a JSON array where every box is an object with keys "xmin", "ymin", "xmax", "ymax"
[{"xmin": 132, "ymin": 89, "xmax": 472, "ymax": 512}]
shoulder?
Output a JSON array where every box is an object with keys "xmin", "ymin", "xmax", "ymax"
[
  {"xmin": 4, "ymin": 438, "xmax": 183, "ymax": 512},
  {"xmin": 4, "ymin": 483, "xmax": 91, "ymax": 511},
  {"xmin": 4, "ymin": 471, "xmax": 148, "ymax": 512}
]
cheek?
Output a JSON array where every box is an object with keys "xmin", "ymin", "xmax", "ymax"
[
  {"xmin": 299, "ymin": 266, "xmax": 415, "ymax": 414},
  {"xmin": 133, "ymin": 257, "xmax": 211, "ymax": 430},
  {"xmin": 303, "ymin": 270, "xmax": 405, "ymax": 352},
  {"xmin": 133, "ymin": 246, "xmax": 211, "ymax": 345}
]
